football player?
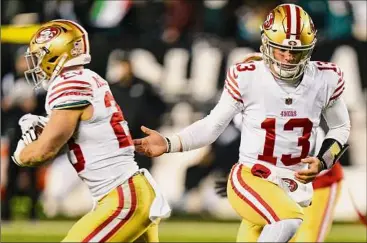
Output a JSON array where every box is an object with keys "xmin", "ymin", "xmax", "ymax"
[
  {"xmin": 217, "ymin": 53, "xmax": 345, "ymax": 242},
  {"xmin": 11, "ymin": 20, "xmax": 170, "ymax": 242},
  {"xmin": 133, "ymin": 3, "xmax": 350, "ymax": 242}
]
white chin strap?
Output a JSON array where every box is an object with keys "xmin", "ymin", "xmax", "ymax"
[{"xmin": 272, "ymin": 63, "xmax": 300, "ymax": 78}]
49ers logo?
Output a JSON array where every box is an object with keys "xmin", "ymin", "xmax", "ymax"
[
  {"xmin": 281, "ymin": 178, "xmax": 298, "ymax": 192},
  {"xmin": 263, "ymin": 11, "xmax": 275, "ymax": 30},
  {"xmin": 35, "ymin": 27, "xmax": 61, "ymax": 44}
]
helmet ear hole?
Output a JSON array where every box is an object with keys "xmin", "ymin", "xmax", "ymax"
[{"xmin": 48, "ymin": 56, "xmax": 59, "ymax": 63}]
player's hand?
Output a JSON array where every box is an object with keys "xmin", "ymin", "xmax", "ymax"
[
  {"xmin": 133, "ymin": 126, "xmax": 168, "ymax": 157},
  {"xmin": 18, "ymin": 114, "xmax": 48, "ymax": 144},
  {"xmin": 11, "ymin": 139, "xmax": 26, "ymax": 167},
  {"xmin": 19, "ymin": 114, "xmax": 48, "ymax": 132},
  {"xmin": 295, "ymin": 157, "xmax": 323, "ymax": 184},
  {"xmin": 21, "ymin": 127, "xmax": 38, "ymax": 145}
]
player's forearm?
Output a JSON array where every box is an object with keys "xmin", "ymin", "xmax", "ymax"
[
  {"xmin": 19, "ymin": 140, "xmax": 60, "ymax": 166},
  {"xmin": 177, "ymin": 117, "xmax": 228, "ymax": 151},
  {"xmin": 323, "ymin": 98, "xmax": 351, "ymax": 144},
  {"xmin": 19, "ymin": 109, "xmax": 81, "ymax": 166},
  {"xmin": 176, "ymin": 92, "xmax": 241, "ymax": 151},
  {"xmin": 318, "ymin": 98, "xmax": 351, "ymax": 170}
]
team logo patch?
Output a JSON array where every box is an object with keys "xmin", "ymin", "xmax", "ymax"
[
  {"xmin": 285, "ymin": 97, "xmax": 293, "ymax": 105},
  {"xmin": 288, "ymin": 40, "xmax": 297, "ymax": 46},
  {"xmin": 71, "ymin": 40, "xmax": 84, "ymax": 56},
  {"xmin": 281, "ymin": 178, "xmax": 298, "ymax": 192},
  {"xmin": 263, "ymin": 11, "xmax": 275, "ymax": 30},
  {"xmin": 35, "ymin": 27, "xmax": 61, "ymax": 44}
]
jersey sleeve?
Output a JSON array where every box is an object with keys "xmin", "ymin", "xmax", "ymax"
[
  {"xmin": 224, "ymin": 64, "xmax": 244, "ymax": 104},
  {"xmin": 47, "ymin": 79, "xmax": 93, "ymax": 110},
  {"xmin": 177, "ymin": 89, "xmax": 242, "ymax": 151},
  {"xmin": 325, "ymin": 65, "xmax": 345, "ymax": 107}
]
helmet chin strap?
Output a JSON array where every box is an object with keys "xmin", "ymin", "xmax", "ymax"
[{"xmin": 272, "ymin": 63, "xmax": 301, "ymax": 82}]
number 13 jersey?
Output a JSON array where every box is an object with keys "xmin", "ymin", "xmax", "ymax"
[
  {"xmin": 45, "ymin": 68, "xmax": 138, "ymax": 200},
  {"xmin": 225, "ymin": 60, "xmax": 344, "ymax": 171}
]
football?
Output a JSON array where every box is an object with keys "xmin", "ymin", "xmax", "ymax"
[{"xmin": 34, "ymin": 124, "xmax": 44, "ymax": 137}]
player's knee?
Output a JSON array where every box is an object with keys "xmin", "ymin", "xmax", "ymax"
[
  {"xmin": 258, "ymin": 218, "xmax": 302, "ymax": 242},
  {"xmin": 284, "ymin": 218, "xmax": 302, "ymax": 234}
]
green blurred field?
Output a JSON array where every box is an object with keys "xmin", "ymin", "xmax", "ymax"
[{"xmin": 1, "ymin": 220, "xmax": 366, "ymax": 242}]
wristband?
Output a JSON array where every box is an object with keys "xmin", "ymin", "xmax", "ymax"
[
  {"xmin": 165, "ymin": 137, "xmax": 171, "ymax": 153},
  {"xmin": 317, "ymin": 138, "xmax": 349, "ymax": 170},
  {"xmin": 165, "ymin": 135, "xmax": 181, "ymax": 153}
]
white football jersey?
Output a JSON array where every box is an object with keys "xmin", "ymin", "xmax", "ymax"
[
  {"xmin": 224, "ymin": 60, "xmax": 345, "ymax": 171},
  {"xmin": 45, "ymin": 68, "xmax": 138, "ymax": 200}
]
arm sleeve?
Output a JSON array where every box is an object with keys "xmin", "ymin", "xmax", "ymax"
[
  {"xmin": 326, "ymin": 66, "xmax": 345, "ymax": 108},
  {"xmin": 177, "ymin": 90, "xmax": 243, "ymax": 151},
  {"xmin": 322, "ymin": 97, "xmax": 350, "ymax": 145},
  {"xmin": 48, "ymin": 80, "xmax": 93, "ymax": 110},
  {"xmin": 223, "ymin": 64, "xmax": 244, "ymax": 103}
]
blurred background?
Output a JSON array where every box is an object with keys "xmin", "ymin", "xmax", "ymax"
[{"xmin": 1, "ymin": 0, "xmax": 366, "ymax": 241}]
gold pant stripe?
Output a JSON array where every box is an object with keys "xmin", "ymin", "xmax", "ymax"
[
  {"xmin": 230, "ymin": 163, "xmax": 281, "ymax": 224},
  {"xmin": 83, "ymin": 177, "xmax": 137, "ymax": 242},
  {"xmin": 316, "ymin": 182, "xmax": 338, "ymax": 241}
]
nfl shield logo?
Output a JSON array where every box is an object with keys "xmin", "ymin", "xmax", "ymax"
[{"xmin": 285, "ymin": 98, "xmax": 293, "ymax": 105}]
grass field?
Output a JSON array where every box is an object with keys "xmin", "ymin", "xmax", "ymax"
[{"xmin": 1, "ymin": 220, "xmax": 366, "ymax": 242}]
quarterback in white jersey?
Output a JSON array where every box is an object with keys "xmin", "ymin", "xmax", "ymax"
[
  {"xmin": 134, "ymin": 4, "xmax": 350, "ymax": 242},
  {"xmin": 12, "ymin": 20, "xmax": 170, "ymax": 242}
]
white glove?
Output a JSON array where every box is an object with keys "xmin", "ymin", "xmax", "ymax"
[
  {"xmin": 19, "ymin": 114, "xmax": 49, "ymax": 145},
  {"xmin": 11, "ymin": 139, "xmax": 26, "ymax": 166},
  {"xmin": 22, "ymin": 128, "xmax": 38, "ymax": 145},
  {"xmin": 19, "ymin": 113, "xmax": 48, "ymax": 132}
]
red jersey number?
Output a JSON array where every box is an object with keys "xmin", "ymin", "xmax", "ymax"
[
  {"xmin": 236, "ymin": 63, "xmax": 256, "ymax": 72},
  {"xmin": 67, "ymin": 137, "xmax": 86, "ymax": 173},
  {"xmin": 258, "ymin": 118, "xmax": 313, "ymax": 166},
  {"xmin": 315, "ymin": 61, "xmax": 342, "ymax": 76},
  {"xmin": 104, "ymin": 91, "xmax": 133, "ymax": 148}
]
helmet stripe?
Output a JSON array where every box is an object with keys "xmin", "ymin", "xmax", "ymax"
[
  {"xmin": 289, "ymin": 4, "xmax": 297, "ymax": 40},
  {"xmin": 284, "ymin": 4, "xmax": 291, "ymax": 39},
  {"xmin": 284, "ymin": 4, "xmax": 302, "ymax": 40},
  {"xmin": 295, "ymin": 6, "xmax": 301, "ymax": 39}
]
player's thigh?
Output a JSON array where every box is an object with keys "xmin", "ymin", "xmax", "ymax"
[
  {"xmin": 227, "ymin": 163, "xmax": 303, "ymax": 226},
  {"xmin": 62, "ymin": 173, "xmax": 156, "ymax": 242},
  {"xmin": 106, "ymin": 175, "xmax": 158, "ymax": 242},
  {"xmin": 62, "ymin": 187, "xmax": 124, "ymax": 242},
  {"xmin": 106, "ymin": 173, "xmax": 156, "ymax": 242},
  {"xmin": 293, "ymin": 181, "xmax": 342, "ymax": 242},
  {"xmin": 236, "ymin": 218, "xmax": 263, "ymax": 242}
]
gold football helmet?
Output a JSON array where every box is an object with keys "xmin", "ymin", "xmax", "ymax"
[
  {"xmin": 24, "ymin": 19, "xmax": 91, "ymax": 89},
  {"xmin": 260, "ymin": 4, "xmax": 317, "ymax": 81}
]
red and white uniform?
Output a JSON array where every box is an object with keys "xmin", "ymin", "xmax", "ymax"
[
  {"xmin": 45, "ymin": 69, "xmax": 138, "ymax": 201},
  {"xmin": 177, "ymin": 60, "xmax": 349, "ymax": 173}
]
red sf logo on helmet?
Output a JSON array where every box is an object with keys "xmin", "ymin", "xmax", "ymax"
[
  {"xmin": 35, "ymin": 27, "xmax": 61, "ymax": 44},
  {"xmin": 288, "ymin": 40, "xmax": 298, "ymax": 46},
  {"xmin": 263, "ymin": 11, "xmax": 275, "ymax": 30}
]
